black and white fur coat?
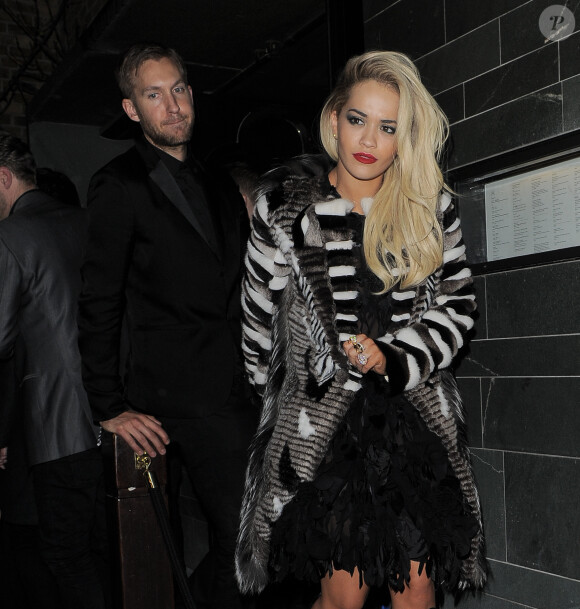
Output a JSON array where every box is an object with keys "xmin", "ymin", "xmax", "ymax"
[{"xmin": 235, "ymin": 164, "xmax": 486, "ymax": 594}]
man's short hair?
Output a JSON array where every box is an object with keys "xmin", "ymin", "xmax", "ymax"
[
  {"xmin": 0, "ymin": 131, "xmax": 36, "ymax": 185},
  {"xmin": 116, "ymin": 43, "xmax": 188, "ymax": 99}
]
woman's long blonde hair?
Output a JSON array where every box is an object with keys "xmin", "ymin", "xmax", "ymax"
[{"xmin": 320, "ymin": 51, "xmax": 449, "ymax": 291}]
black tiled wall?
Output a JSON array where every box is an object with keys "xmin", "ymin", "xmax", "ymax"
[
  {"xmin": 366, "ymin": 0, "xmax": 580, "ymax": 168},
  {"xmin": 364, "ymin": 1, "xmax": 580, "ymax": 607}
]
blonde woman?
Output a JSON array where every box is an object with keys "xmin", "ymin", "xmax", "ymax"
[{"xmin": 236, "ymin": 51, "xmax": 487, "ymax": 609}]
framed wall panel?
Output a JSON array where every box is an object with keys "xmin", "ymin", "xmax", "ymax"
[{"xmin": 450, "ymin": 130, "xmax": 580, "ymax": 275}]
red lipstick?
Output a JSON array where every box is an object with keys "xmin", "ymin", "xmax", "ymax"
[{"xmin": 353, "ymin": 153, "xmax": 377, "ymax": 164}]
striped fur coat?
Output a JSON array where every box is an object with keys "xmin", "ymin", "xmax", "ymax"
[{"xmin": 235, "ymin": 168, "xmax": 486, "ymax": 593}]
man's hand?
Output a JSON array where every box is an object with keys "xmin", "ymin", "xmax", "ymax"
[
  {"xmin": 0, "ymin": 447, "xmax": 7, "ymax": 469},
  {"xmin": 100, "ymin": 411, "xmax": 170, "ymax": 457}
]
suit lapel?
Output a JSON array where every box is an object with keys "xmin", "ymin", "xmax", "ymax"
[
  {"xmin": 192, "ymin": 161, "xmax": 226, "ymax": 259},
  {"xmin": 148, "ymin": 157, "xmax": 220, "ymax": 257}
]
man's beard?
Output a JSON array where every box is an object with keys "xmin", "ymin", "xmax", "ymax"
[{"xmin": 140, "ymin": 113, "xmax": 193, "ymax": 149}]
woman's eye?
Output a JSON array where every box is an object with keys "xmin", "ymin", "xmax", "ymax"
[
  {"xmin": 381, "ymin": 125, "xmax": 396, "ymax": 134},
  {"xmin": 347, "ymin": 115, "xmax": 363, "ymax": 125}
]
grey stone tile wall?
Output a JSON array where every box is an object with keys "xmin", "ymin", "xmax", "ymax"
[
  {"xmin": 458, "ymin": 263, "xmax": 580, "ymax": 608},
  {"xmin": 505, "ymin": 452, "xmax": 580, "ymax": 579},
  {"xmin": 472, "ymin": 276, "xmax": 488, "ymax": 340},
  {"xmin": 416, "ymin": 21, "xmax": 501, "ymax": 95},
  {"xmin": 366, "ymin": 0, "xmax": 580, "ymax": 169},
  {"xmin": 364, "ymin": 1, "xmax": 580, "ymax": 607},
  {"xmin": 483, "ymin": 377, "xmax": 580, "ymax": 455},
  {"xmin": 364, "ymin": 0, "xmax": 446, "ymax": 57},
  {"xmin": 462, "ymin": 336, "xmax": 580, "ymax": 377},
  {"xmin": 457, "ymin": 377, "xmax": 483, "ymax": 447},
  {"xmin": 444, "ymin": 0, "xmax": 528, "ymax": 40},
  {"xmin": 563, "ymin": 75, "xmax": 580, "ymax": 132},
  {"xmin": 449, "ymin": 83, "xmax": 563, "ymax": 168},
  {"xmin": 441, "ymin": 558, "xmax": 580, "ymax": 608},
  {"xmin": 484, "ymin": 261, "xmax": 580, "ymax": 338},
  {"xmin": 559, "ymin": 29, "xmax": 580, "ymax": 79},
  {"xmin": 500, "ymin": 0, "xmax": 580, "ymax": 62},
  {"xmin": 463, "ymin": 45, "xmax": 559, "ymax": 117},
  {"xmin": 435, "ymin": 83, "xmax": 464, "ymax": 123},
  {"xmin": 470, "ymin": 448, "xmax": 506, "ymax": 561}
]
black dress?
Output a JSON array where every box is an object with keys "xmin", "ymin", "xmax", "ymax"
[{"xmin": 267, "ymin": 213, "xmax": 479, "ymax": 593}]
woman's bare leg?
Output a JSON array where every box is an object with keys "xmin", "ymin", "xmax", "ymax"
[
  {"xmin": 389, "ymin": 560, "xmax": 435, "ymax": 609},
  {"xmin": 311, "ymin": 568, "xmax": 370, "ymax": 609}
]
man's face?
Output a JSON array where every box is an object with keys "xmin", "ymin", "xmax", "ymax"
[{"xmin": 123, "ymin": 57, "xmax": 194, "ymax": 151}]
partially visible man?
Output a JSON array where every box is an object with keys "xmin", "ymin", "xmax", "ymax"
[
  {"xmin": 0, "ymin": 132, "xmax": 109, "ymax": 609},
  {"xmin": 78, "ymin": 44, "xmax": 255, "ymax": 609}
]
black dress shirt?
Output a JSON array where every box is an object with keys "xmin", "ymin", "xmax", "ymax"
[{"xmin": 154, "ymin": 146, "xmax": 218, "ymax": 253}]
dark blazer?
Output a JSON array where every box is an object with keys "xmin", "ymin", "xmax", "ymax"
[
  {"xmin": 79, "ymin": 139, "xmax": 249, "ymax": 422},
  {"xmin": 0, "ymin": 190, "xmax": 98, "ymax": 466}
]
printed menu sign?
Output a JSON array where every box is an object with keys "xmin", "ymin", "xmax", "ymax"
[{"xmin": 485, "ymin": 157, "xmax": 580, "ymax": 261}]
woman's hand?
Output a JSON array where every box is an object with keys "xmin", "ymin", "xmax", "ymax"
[{"xmin": 342, "ymin": 334, "xmax": 387, "ymax": 376}]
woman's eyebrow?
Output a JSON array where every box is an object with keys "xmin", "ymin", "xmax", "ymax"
[{"xmin": 347, "ymin": 107, "xmax": 397, "ymax": 123}]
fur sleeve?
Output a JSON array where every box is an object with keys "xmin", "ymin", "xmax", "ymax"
[
  {"xmin": 241, "ymin": 192, "xmax": 290, "ymax": 396},
  {"xmin": 376, "ymin": 192, "xmax": 476, "ymax": 393}
]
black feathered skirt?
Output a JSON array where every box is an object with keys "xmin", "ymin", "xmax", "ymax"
[{"xmin": 267, "ymin": 373, "xmax": 479, "ymax": 593}]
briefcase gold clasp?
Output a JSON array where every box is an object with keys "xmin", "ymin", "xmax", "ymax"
[{"xmin": 134, "ymin": 452, "xmax": 151, "ymax": 471}]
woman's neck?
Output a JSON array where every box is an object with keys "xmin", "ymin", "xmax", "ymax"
[{"xmin": 328, "ymin": 166, "xmax": 382, "ymax": 214}]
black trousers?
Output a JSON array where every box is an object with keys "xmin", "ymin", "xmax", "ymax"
[
  {"xmin": 160, "ymin": 382, "xmax": 257, "ymax": 609},
  {"xmin": 0, "ymin": 521, "xmax": 61, "ymax": 609},
  {"xmin": 32, "ymin": 447, "xmax": 110, "ymax": 609}
]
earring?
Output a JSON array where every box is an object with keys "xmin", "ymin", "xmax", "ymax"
[{"xmin": 333, "ymin": 133, "xmax": 337, "ymax": 140}]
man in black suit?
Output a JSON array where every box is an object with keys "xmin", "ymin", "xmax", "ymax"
[
  {"xmin": 78, "ymin": 44, "xmax": 255, "ymax": 609},
  {"xmin": 0, "ymin": 132, "xmax": 109, "ymax": 609}
]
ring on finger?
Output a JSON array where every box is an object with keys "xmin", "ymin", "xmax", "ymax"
[
  {"xmin": 357, "ymin": 353, "xmax": 368, "ymax": 366},
  {"xmin": 349, "ymin": 335, "xmax": 358, "ymax": 345},
  {"xmin": 354, "ymin": 342, "xmax": 364, "ymax": 354}
]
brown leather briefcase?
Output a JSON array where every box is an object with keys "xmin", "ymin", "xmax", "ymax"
[{"xmin": 102, "ymin": 432, "xmax": 174, "ymax": 609}]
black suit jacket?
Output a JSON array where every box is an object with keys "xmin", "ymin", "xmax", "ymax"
[
  {"xmin": 0, "ymin": 190, "xmax": 98, "ymax": 465},
  {"xmin": 79, "ymin": 139, "xmax": 250, "ymax": 421}
]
